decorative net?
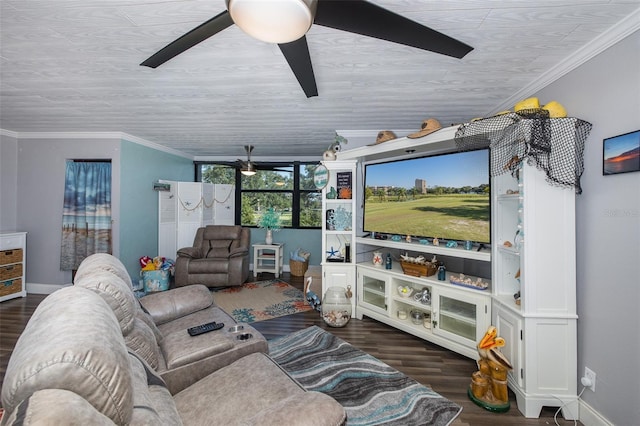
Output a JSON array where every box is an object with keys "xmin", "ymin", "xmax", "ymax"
[{"xmin": 454, "ymin": 111, "xmax": 592, "ymax": 193}]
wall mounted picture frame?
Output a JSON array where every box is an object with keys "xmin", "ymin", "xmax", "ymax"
[{"xmin": 603, "ymin": 129, "xmax": 640, "ymax": 175}]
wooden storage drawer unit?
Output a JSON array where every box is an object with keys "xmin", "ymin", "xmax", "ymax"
[
  {"xmin": 0, "ymin": 278, "xmax": 22, "ymax": 298},
  {"xmin": 1, "ymin": 248, "xmax": 23, "ymax": 266},
  {"xmin": 0, "ymin": 232, "xmax": 27, "ymax": 302}
]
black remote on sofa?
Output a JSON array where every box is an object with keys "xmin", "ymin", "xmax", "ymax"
[{"xmin": 188, "ymin": 322, "xmax": 224, "ymax": 336}]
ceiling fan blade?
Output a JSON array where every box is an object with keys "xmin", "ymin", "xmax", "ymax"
[
  {"xmin": 278, "ymin": 36, "xmax": 318, "ymax": 98},
  {"xmin": 141, "ymin": 11, "xmax": 234, "ymax": 68},
  {"xmin": 314, "ymin": 0, "xmax": 473, "ymax": 59}
]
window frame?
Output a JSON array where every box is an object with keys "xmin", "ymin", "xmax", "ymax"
[{"xmin": 195, "ymin": 161, "xmax": 321, "ymax": 229}]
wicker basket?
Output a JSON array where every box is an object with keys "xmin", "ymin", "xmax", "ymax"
[
  {"xmin": 0, "ymin": 278, "xmax": 22, "ymax": 297},
  {"xmin": 0, "ymin": 249, "xmax": 23, "ymax": 266},
  {"xmin": 400, "ymin": 260, "xmax": 437, "ymax": 277},
  {"xmin": 289, "ymin": 258, "xmax": 309, "ymax": 277},
  {"xmin": 0, "ymin": 263, "xmax": 22, "ymax": 281}
]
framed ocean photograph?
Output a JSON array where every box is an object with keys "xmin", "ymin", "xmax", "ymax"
[{"xmin": 603, "ymin": 130, "xmax": 640, "ymax": 175}]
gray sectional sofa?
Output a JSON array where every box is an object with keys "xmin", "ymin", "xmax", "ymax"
[{"xmin": 0, "ymin": 254, "xmax": 345, "ymax": 425}]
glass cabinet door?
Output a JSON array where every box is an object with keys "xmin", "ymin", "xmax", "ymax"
[
  {"xmin": 433, "ymin": 289, "xmax": 489, "ymax": 348},
  {"xmin": 358, "ymin": 269, "xmax": 388, "ymax": 315}
]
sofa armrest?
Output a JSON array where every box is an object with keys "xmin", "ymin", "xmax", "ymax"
[
  {"xmin": 228, "ymin": 247, "xmax": 249, "ymax": 258},
  {"xmin": 139, "ymin": 285, "xmax": 213, "ymax": 325},
  {"xmin": 245, "ymin": 392, "xmax": 346, "ymax": 426},
  {"xmin": 177, "ymin": 247, "xmax": 201, "ymax": 259}
]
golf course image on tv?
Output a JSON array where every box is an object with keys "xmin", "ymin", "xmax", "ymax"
[{"xmin": 363, "ymin": 149, "xmax": 491, "ymax": 243}]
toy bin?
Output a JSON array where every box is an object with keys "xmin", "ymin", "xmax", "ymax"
[{"xmin": 142, "ymin": 269, "xmax": 170, "ymax": 293}]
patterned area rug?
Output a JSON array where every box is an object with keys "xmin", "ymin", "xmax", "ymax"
[
  {"xmin": 212, "ymin": 280, "xmax": 312, "ymax": 323},
  {"xmin": 269, "ymin": 326, "xmax": 462, "ymax": 426}
]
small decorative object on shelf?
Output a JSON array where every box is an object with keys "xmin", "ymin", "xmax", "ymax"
[
  {"xmin": 464, "ymin": 240, "xmax": 473, "ymax": 250},
  {"xmin": 399, "ymin": 253, "xmax": 437, "ymax": 277},
  {"xmin": 437, "ymin": 264, "xmax": 447, "ymax": 281},
  {"xmin": 406, "ymin": 235, "xmax": 412, "ymax": 243},
  {"xmin": 446, "ymin": 240, "xmax": 458, "ymax": 248},
  {"xmin": 397, "ymin": 285, "xmax": 413, "ymax": 297},
  {"xmin": 419, "ymin": 239, "xmax": 429, "ymax": 245},
  {"xmin": 413, "ymin": 288, "xmax": 431, "ymax": 305},
  {"xmin": 332, "ymin": 206, "xmax": 352, "ymax": 231},
  {"xmin": 410, "ymin": 310, "xmax": 425, "ymax": 325},
  {"xmin": 449, "ymin": 273, "xmax": 489, "ymax": 290},
  {"xmin": 322, "ymin": 287, "xmax": 352, "ymax": 327},
  {"xmin": 385, "ymin": 253, "xmax": 392, "ymax": 269},
  {"xmin": 397, "ymin": 309, "xmax": 408, "ymax": 320},
  {"xmin": 391, "ymin": 235, "xmax": 402, "ymax": 242},
  {"xmin": 336, "ymin": 172, "xmax": 352, "ymax": 199},
  {"xmin": 432, "ymin": 237, "xmax": 439, "ymax": 246},
  {"xmin": 372, "ymin": 251, "xmax": 383, "ymax": 267},
  {"xmin": 326, "ymin": 186, "xmax": 337, "ymax": 199}
]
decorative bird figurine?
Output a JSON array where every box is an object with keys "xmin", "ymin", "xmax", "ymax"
[
  {"xmin": 304, "ymin": 276, "xmax": 322, "ymax": 311},
  {"xmin": 477, "ymin": 326, "xmax": 513, "ymax": 371}
]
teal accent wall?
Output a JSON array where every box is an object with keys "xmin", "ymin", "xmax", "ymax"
[{"xmin": 119, "ymin": 140, "xmax": 193, "ymax": 278}]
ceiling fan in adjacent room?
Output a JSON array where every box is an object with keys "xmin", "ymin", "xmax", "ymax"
[
  {"xmin": 238, "ymin": 145, "xmax": 257, "ymax": 176},
  {"xmin": 140, "ymin": 0, "xmax": 474, "ymax": 97}
]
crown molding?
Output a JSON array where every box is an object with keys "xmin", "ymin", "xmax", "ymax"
[
  {"xmin": 0, "ymin": 129, "xmax": 19, "ymax": 138},
  {"xmin": 0, "ymin": 130, "xmax": 193, "ymax": 160},
  {"xmin": 489, "ymin": 7, "xmax": 640, "ymax": 115}
]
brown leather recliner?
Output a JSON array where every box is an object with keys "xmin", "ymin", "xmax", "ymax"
[{"xmin": 175, "ymin": 225, "xmax": 250, "ymax": 288}]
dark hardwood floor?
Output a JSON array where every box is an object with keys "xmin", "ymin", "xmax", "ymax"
[{"xmin": 0, "ymin": 273, "xmax": 582, "ymax": 425}]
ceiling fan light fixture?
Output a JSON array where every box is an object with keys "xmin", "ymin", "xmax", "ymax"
[
  {"xmin": 241, "ymin": 168, "xmax": 256, "ymax": 176},
  {"xmin": 226, "ymin": 0, "xmax": 317, "ymax": 44}
]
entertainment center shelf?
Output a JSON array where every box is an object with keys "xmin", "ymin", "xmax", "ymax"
[
  {"xmin": 356, "ymin": 262, "xmax": 491, "ymax": 360},
  {"xmin": 355, "ymin": 237, "xmax": 491, "ymax": 262},
  {"xmin": 328, "ymin": 115, "xmax": 588, "ymax": 419}
]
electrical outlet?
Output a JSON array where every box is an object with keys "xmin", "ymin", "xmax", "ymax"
[{"xmin": 584, "ymin": 367, "xmax": 596, "ymax": 392}]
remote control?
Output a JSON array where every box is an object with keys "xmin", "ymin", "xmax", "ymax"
[{"xmin": 187, "ymin": 322, "xmax": 224, "ymax": 336}]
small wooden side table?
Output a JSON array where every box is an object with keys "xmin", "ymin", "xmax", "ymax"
[{"xmin": 253, "ymin": 243, "xmax": 284, "ymax": 278}]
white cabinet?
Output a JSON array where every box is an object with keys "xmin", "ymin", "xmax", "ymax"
[
  {"xmin": 158, "ymin": 181, "xmax": 235, "ymax": 260},
  {"xmin": 321, "ymin": 160, "xmax": 357, "ymax": 315},
  {"xmin": 491, "ymin": 163, "xmax": 578, "ymax": 419},
  {"xmin": 0, "ymin": 232, "xmax": 27, "ymax": 302},
  {"xmin": 357, "ymin": 263, "xmax": 491, "ymax": 360}
]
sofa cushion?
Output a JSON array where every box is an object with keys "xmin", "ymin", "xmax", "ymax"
[
  {"xmin": 74, "ymin": 252, "xmax": 133, "ymax": 287},
  {"xmin": 1, "ymin": 287, "xmax": 133, "ymax": 425},
  {"xmin": 126, "ymin": 317, "xmax": 163, "ymax": 370},
  {"xmin": 128, "ymin": 352, "xmax": 183, "ymax": 425},
  {"xmin": 160, "ymin": 330, "xmax": 234, "ymax": 370},
  {"xmin": 1, "ymin": 389, "xmax": 115, "ymax": 426},
  {"xmin": 74, "ymin": 270, "xmax": 137, "ymax": 335},
  {"xmin": 172, "ymin": 353, "xmax": 343, "ymax": 425},
  {"xmin": 206, "ymin": 239, "xmax": 232, "ymax": 258},
  {"xmin": 139, "ymin": 285, "xmax": 213, "ymax": 325},
  {"xmin": 185, "ymin": 258, "xmax": 229, "ymax": 274}
]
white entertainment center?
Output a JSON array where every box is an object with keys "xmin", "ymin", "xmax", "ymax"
[{"xmin": 321, "ymin": 117, "xmax": 588, "ymax": 419}]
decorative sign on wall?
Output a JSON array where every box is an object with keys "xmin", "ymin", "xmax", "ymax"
[{"xmin": 313, "ymin": 164, "xmax": 329, "ymax": 189}]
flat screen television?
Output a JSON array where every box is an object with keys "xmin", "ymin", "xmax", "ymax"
[{"xmin": 363, "ymin": 149, "xmax": 491, "ymax": 244}]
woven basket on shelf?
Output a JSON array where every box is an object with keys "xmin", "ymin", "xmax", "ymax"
[{"xmin": 289, "ymin": 258, "xmax": 309, "ymax": 277}]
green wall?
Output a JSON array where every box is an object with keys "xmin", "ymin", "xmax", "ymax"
[{"xmin": 119, "ymin": 140, "xmax": 193, "ymax": 278}]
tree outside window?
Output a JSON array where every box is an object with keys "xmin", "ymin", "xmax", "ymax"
[{"xmin": 197, "ymin": 162, "xmax": 320, "ymax": 228}]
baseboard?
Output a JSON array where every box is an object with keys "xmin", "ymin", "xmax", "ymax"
[
  {"xmin": 579, "ymin": 400, "xmax": 614, "ymax": 426},
  {"xmin": 26, "ymin": 282, "xmax": 71, "ymax": 295}
]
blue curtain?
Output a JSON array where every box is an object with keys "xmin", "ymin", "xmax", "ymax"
[{"xmin": 60, "ymin": 161, "xmax": 112, "ymax": 270}]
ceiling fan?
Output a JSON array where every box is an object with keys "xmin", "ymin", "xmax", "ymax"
[
  {"xmin": 140, "ymin": 0, "xmax": 473, "ymax": 98},
  {"xmin": 238, "ymin": 145, "xmax": 257, "ymax": 176}
]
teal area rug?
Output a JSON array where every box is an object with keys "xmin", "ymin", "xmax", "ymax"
[{"xmin": 268, "ymin": 326, "xmax": 462, "ymax": 426}]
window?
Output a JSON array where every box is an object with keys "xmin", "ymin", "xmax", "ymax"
[{"xmin": 196, "ymin": 162, "xmax": 321, "ymax": 228}]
